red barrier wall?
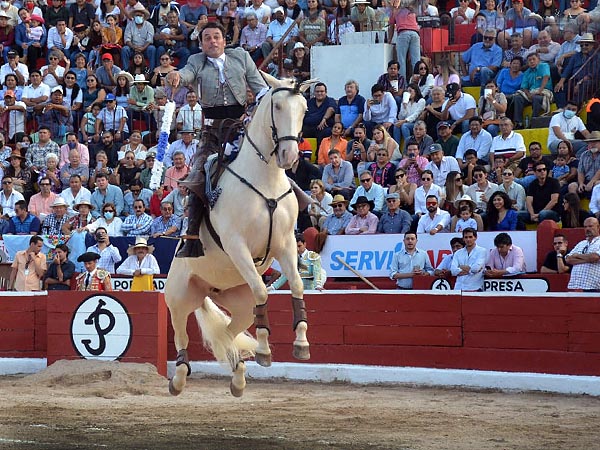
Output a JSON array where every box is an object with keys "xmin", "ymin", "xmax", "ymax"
[{"xmin": 2, "ymin": 291, "xmax": 600, "ymax": 377}]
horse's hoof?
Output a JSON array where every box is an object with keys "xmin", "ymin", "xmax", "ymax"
[
  {"xmin": 169, "ymin": 379, "xmax": 182, "ymax": 396},
  {"xmin": 293, "ymin": 344, "xmax": 310, "ymax": 360},
  {"xmin": 255, "ymin": 352, "xmax": 272, "ymax": 367},
  {"xmin": 230, "ymin": 381, "xmax": 245, "ymax": 398}
]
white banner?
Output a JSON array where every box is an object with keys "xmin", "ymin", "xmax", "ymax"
[{"xmin": 320, "ymin": 231, "xmax": 538, "ymax": 278}]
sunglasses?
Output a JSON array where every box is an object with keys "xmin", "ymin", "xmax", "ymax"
[
  {"xmin": 2, "ymin": 181, "xmax": 12, "ymax": 184},
  {"xmin": 503, "ymin": 172, "xmax": 513, "ymax": 176},
  {"xmin": 386, "ymin": 198, "xmax": 398, "ymax": 202},
  {"xmin": 49, "ymin": 57, "xmax": 59, "ymax": 60},
  {"xmin": 39, "ymin": 183, "xmax": 51, "ymax": 186},
  {"xmin": 360, "ymin": 178, "xmax": 372, "ymax": 183},
  {"xmin": 455, "ymin": 177, "xmax": 462, "ymax": 181},
  {"xmin": 536, "ymin": 168, "xmax": 547, "ymax": 172},
  {"xmin": 474, "ymin": 173, "xmax": 484, "ymax": 178},
  {"xmin": 484, "ymin": 36, "xmax": 495, "ymax": 41},
  {"xmin": 426, "ymin": 202, "xmax": 438, "ymax": 206},
  {"xmin": 332, "ymin": 203, "xmax": 344, "ymax": 208},
  {"xmin": 134, "ymin": 206, "xmax": 144, "ymax": 209},
  {"xmin": 421, "ymin": 177, "xmax": 431, "ymax": 181},
  {"xmin": 396, "ymin": 174, "xmax": 405, "ymax": 179},
  {"xmin": 131, "ymin": 189, "xmax": 141, "ymax": 193}
]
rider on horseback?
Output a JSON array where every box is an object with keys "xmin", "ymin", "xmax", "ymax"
[{"xmin": 166, "ymin": 22, "xmax": 267, "ymax": 258}]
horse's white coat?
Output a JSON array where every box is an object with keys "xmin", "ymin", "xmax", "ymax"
[{"xmin": 165, "ymin": 74, "xmax": 310, "ymax": 396}]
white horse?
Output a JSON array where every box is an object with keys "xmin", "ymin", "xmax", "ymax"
[{"xmin": 165, "ymin": 73, "xmax": 312, "ymax": 397}]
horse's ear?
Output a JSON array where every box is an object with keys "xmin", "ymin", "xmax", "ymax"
[
  {"xmin": 260, "ymin": 71, "xmax": 281, "ymax": 88},
  {"xmin": 300, "ymin": 78, "xmax": 319, "ymax": 94}
]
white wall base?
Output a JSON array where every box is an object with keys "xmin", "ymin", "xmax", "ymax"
[
  {"xmin": 0, "ymin": 358, "xmax": 47, "ymax": 375},
  {"xmin": 171, "ymin": 361, "xmax": 600, "ymax": 397}
]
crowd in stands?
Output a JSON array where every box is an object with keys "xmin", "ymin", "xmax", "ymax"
[{"xmin": 0, "ymin": 0, "xmax": 600, "ymax": 290}]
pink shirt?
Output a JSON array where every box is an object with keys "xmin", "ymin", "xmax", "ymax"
[
  {"xmin": 164, "ymin": 165, "xmax": 190, "ymax": 191},
  {"xmin": 28, "ymin": 192, "xmax": 58, "ymax": 218},
  {"xmin": 59, "ymin": 143, "xmax": 90, "ymax": 169},
  {"xmin": 389, "ymin": 8, "xmax": 419, "ymax": 33}
]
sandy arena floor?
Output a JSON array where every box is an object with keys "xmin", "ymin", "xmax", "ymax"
[{"xmin": 0, "ymin": 360, "xmax": 598, "ymax": 450}]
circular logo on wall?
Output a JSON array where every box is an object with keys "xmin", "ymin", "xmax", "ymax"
[
  {"xmin": 70, "ymin": 294, "xmax": 132, "ymax": 361},
  {"xmin": 431, "ymin": 279, "xmax": 452, "ymax": 290}
]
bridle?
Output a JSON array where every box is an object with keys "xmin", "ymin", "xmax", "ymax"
[
  {"xmin": 244, "ymin": 85, "xmax": 303, "ymax": 164},
  {"xmin": 222, "ymin": 84, "xmax": 303, "ymax": 266}
]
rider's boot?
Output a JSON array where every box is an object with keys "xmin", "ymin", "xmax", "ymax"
[{"xmin": 177, "ymin": 156, "xmax": 208, "ymax": 258}]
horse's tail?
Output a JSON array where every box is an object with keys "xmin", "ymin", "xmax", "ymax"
[{"xmin": 194, "ymin": 297, "xmax": 258, "ymax": 371}]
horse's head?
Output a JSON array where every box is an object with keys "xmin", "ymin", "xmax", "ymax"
[{"xmin": 257, "ymin": 72, "xmax": 313, "ymax": 170}]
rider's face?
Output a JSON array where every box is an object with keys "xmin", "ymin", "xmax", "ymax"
[{"xmin": 201, "ymin": 27, "xmax": 226, "ymax": 58}]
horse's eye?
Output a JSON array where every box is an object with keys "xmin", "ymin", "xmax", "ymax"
[{"xmin": 274, "ymin": 103, "xmax": 281, "ymax": 111}]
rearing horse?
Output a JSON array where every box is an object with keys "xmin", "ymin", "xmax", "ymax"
[{"xmin": 165, "ymin": 73, "xmax": 312, "ymax": 397}]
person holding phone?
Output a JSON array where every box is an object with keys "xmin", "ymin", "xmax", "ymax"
[{"xmin": 363, "ymin": 83, "xmax": 397, "ymax": 139}]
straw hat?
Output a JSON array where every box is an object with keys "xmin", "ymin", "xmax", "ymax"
[
  {"xmin": 74, "ymin": 200, "xmax": 95, "ymax": 211},
  {"xmin": 5, "ymin": 150, "xmax": 25, "ymax": 162},
  {"xmin": 584, "ymin": 130, "xmax": 600, "ymax": 141},
  {"xmin": 51, "ymin": 197, "xmax": 68, "ymax": 208},
  {"xmin": 328, "ymin": 194, "xmax": 349, "ymax": 206},
  {"xmin": 127, "ymin": 237, "xmax": 155, "ymax": 255},
  {"xmin": 116, "ymin": 71, "xmax": 134, "ymax": 84}
]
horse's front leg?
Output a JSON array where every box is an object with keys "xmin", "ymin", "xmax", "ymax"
[
  {"xmin": 276, "ymin": 241, "xmax": 310, "ymax": 361},
  {"xmin": 223, "ymin": 246, "xmax": 273, "ymax": 366}
]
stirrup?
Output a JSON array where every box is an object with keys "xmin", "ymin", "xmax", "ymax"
[{"xmin": 176, "ymin": 239, "xmax": 204, "ymax": 258}]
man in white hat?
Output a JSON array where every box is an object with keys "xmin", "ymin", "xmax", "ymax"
[
  {"xmin": 128, "ymin": 74, "xmax": 154, "ymax": 126},
  {"xmin": 116, "ymin": 237, "xmax": 160, "ymax": 279},
  {"xmin": 122, "ymin": 6, "xmax": 157, "ymax": 72},
  {"xmin": 261, "ymin": 6, "xmax": 298, "ymax": 60},
  {"xmin": 41, "ymin": 197, "xmax": 70, "ymax": 234},
  {"xmin": 350, "ymin": 0, "xmax": 378, "ymax": 31}
]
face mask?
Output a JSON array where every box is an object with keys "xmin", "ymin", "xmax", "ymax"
[
  {"xmin": 1, "ymin": 2, "xmax": 9, "ymax": 8},
  {"xmin": 26, "ymin": 1, "xmax": 33, "ymax": 8},
  {"xmin": 68, "ymin": 142, "xmax": 77, "ymax": 149},
  {"xmin": 20, "ymin": 142, "xmax": 29, "ymax": 148},
  {"xmin": 563, "ymin": 110, "xmax": 576, "ymax": 119},
  {"xmin": 104, "ymin": 212, "xmax": 114, "ymax": 220},
  {"xmin": 591, "ymin": 147, "xmax": 599, "ymax": 154},
  {"xmin": 134, "ymin": 15, "xmax": 144, "ymax": 25}
]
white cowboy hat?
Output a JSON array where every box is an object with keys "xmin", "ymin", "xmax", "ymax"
[
  {"xmin": 51, "ymin": 197, "xmax": 68, "ymax": 208},
  {"xmin": 127, "ymin": 237, "xmax": 155, "ymax": 255},
  {"xmin": 116, "ymin": 71, "xmax": 134, "ymax": 84},
  {"xmin": 454, "ymin": 194, "xmax": 477, "ymax": 211},
  {"xmin": 132, "ymin": 74, "xmax": 149, "ymax": 84}
]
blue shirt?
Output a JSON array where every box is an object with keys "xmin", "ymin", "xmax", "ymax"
[
  {"xmin": 495, "ymin": 67, "xmax": 523, "ymax": 95},
  {"xmin": 336, "ymin": 94, "xmax": 366, "ymax": 129},
  {"xmin": 461, "ymin": 42, "xmax": 503, "ymax": 71},
  {"xmin": 7, "ymin": 215, "xmax": 37, "ymax": 234},
  {"xmin": 521, "ymin": 62, "xmax": 552, "ymax": 91},
  {"xmin": 90, "ymin": 185, "xmax": 125, "ymax": 218},
  {"xmin": 322, "ymin": 210, "xmax": 352, "ymax": 235},
  {"xmin": 376, "ymin": 210, "xmax": 412, "ymax": 234},
  {"xmin": 389, "ymin": 248, "xmax": 434, "ymax": 289}
]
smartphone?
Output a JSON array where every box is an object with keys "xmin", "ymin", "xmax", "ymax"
[
  {"xmin": 371, "ymin": 99, "xmax": 380, "ymax": 105},
  {"xmin": 485, "ymin": 266, "xmax": 492, "ymax": 270},
  {"xmin": 96, "ymin": 161, "xmax": 102, "ymax": 171}
]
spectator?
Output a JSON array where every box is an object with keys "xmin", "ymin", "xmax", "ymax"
[
  {"xmin": 424, "ymin": 143, "xmax": 460, "ymax": 186},
  {"xmin": 442, "ymin": 170, "xmax": 465, "ymax": 215},
  {"xmin": 43, "ymin": 243, "xmax": 75, "ymax": 290},
  {"xmin": 0, "ymin": 175, "xmax": 24, "ymax": 217},
  {"xmin": 367, "ymin": 124, "xmax": 398, "ymax": 163},
  {"xmin": 410, "ymin": 61, "xmax": 434, "ymax": 100},
  {"xmin": 377, "ymin": 61, "xmax": 405, "ymax": 109},
  {"xmin": 61, "ymin": 174, "xmax": 92, "ymax": 217},
  {"xmin": 553, "ymin": 23, "xmax": 580, "ymax": 77},
  {"xmin": 35, "ymin": 86, "xmax": 73, "ymax": 142},
  {"xmin": 449, "ymin": 0, "xmax": 477, "ymax": 23},
  {"xmin": 434, "ymin": 237, "xmax": 465, "ymax": 279},
  {"xmin": 122, "ymin": 7, "xmax": 156, "ymax": 72},
  {"xmin": 262, "ymin": 7, "xmax": 297, "ymax": 60},
  {"xmin": 498, "ymin": 0, "xmax": 539, "ymax": 48},
  {"xmin": 417, "ymin": 194, "xmax": 451, "ymax": 234},
  {"xmin": 95, "ymin": 53, "xmax": 121, "ymax": 92},
  {"xmin": 335, "ymin": 79, "xmax": 365, "ymax": 139},
  {"xmin": 436, "ymin": 121, "xmax": 459, "ymax": 158},
  {"xmin": 322, "ymin": 148, "xmax": 355, "ymax": 199},
  {"xmin": 496, "ymin": 56, "xmax": 524, "ymax": 119},
  {"xmin": 554, "ymin": 32, "xmax": 596, "ymax": 109},
  {"xmin": 565, "ymin": 217, "xmax": 600, "ymax": 292},
  {"xmin": 307, "ymin": 179, "xmax": 332, "ymax": 230},
  {"xmin": 456, "ymin": 117, "xmax": 493, "ymax": 167},
  {"xmin": 96, "ymin": 93, "xmax": 129, "ymax": 143},
  {"xmin": 27, "ymin": 128, "xmax": 62, "ymax": 172},
  {"xmin": 465, "ymin": 165, "xmax": 498, "ymax": 214},
  {"xmin": 547, "ymin": 100, "xmax": 590, "ymax": 156},
  {"xmin": 94, "ymin": 130, "xmax": 120, "ymax": 168},
  {"xmin": 240, "ymin": 12, "xmax": 267, "ymax": 63},
  {"xmin": 302, "ymin": 82, "xmax": 336, "ymax": 148},
  {"xmin": 150, "ymin": 200, "xmax": 181, "ymax": 237},
  {"xmin": 140, "ymin": 151, "xmax": 165, "ymax": 189},
  {"xmin": 118, "ymin": 130, "xmax": 146, "ymax": 165},
  {"xmin": 22, "ymin": 70, "xmax": 49, "ymax": 116},
  {"xmin": 114, "ymin": 150, "xmax": 141, "ymax": 190},
  {"xmin": 7, "ymin": 199, "xmax": 40, "ymax": 234},
  {"xmin": 541, "ymin": 233, "xmax": 572, "ymax": 274},
  {"xmin": 59, "ymin": 132, "xmax": 90, "ymax": 169},
  {"xmin": 9, "ymin": 234, "xmax": 46, "ymax": 291},
  {"xmin": 41, "ymin": 197, "xmax": 69, "ymax": 234},
  {"xmin": 393, "ymin": 82, "xmax": 425, "ymax": 144},
  {"xmin": 123, "ymin": 180, "xmax": 152, "ymax": 216},
  {"xmin": 514, "ymin": 141, "xmax": 554, "ymax": 189},
  {"xmin": 164, "ymin": 150, "xmax": 190, "ymax": 191},
  {"xmin": 513, "ymin": 52, "xmax": 553, "ymax": 129},
  {"xmin": 349, "ymin": 170, "xmax": 385, "ymax": 215},
  {"xmin": 60, "ymin": 148, "xmax": 89, "ymax": 188},
  {"xmin": 162, "ymin": 180, "xmax": 188, "ymax": 217},
  {"xmin": 28, "ymin": 177, "xmax": 57, "ymax": 220},
  {"xmin": 485, "ymin": 232, "xmax": 526, "ymax": 277},
  {"xmin": 69, "ymin": 0, "xmax": 96, "ymax": 29},
  {"xmin": 561, "ymin": 191, "xmax": 590, "ymax": 228},
  {"xmin": 345, "ymin": 123, "xmax": 372, "ymax": 174},
  {"xmin": 363, "ymin": 83, "xmax": 396, "ymax": 138},
  {"xmin": 320, "ymin": 194, "xmax": 352, "ymax": 235},
  {"xmin": 155, "ymin": 11, "xmax": 190, "ymax": 70},
  {"xmin": 345, "ymin": 195, "xmax": 378, "ymax": 234},
  {"xmin": 460, "ymin": 28, "xmax": 502, "ymax": 91},
  {"xmin": 91, "ymin": 173, "xmax": 125, "ymax": 220},
  {"xmin": 0, "ymin": 50, "xmax": 28, "ymax": 86},
  {"xmin": 591, "ymin": 183, "xmax": 600, "ymax": 219},
  {"xmin": 62, "ymin": 199, "xmax": 95, "ymax": 234},
  {"xmin": 451, "ymin": 227, "xmax": 487, "ymax": 291},
  {"xmin": 245, "ymin": 0, "xmax": 271, "ymax": 24},
  {"xmin": 298, "ymin": 8, "xmax": 326, "ymax": 48},
  {"xmin": 441, "ymin": 83, "xmax": 476, "ymax": 134},
  {"xmin": 176, "ymin": 91, "xmax": 202, "ymax": 133},
  {"xmin": 5, "ymin": 149, "xmax": 33, "ymax": 202},
  {"xmin": 414, "ymin": 168, "xmax": 443, "ymax": 216},
  {"xmin": 86, "ymin": 226, "xmax": 122, "ymax": 273},
  {"xmin": 16, "ymin": 13, "xmax": 46, "ymax": 72},
  {"xmin": 367, "ymin": 145, "xmax": 396, "ymax": 188},
  {"xmin": 317, "ymin": 122, "xmax": 347, "ymax": 168},
  {"xmin": 519, "ymin": 160, "xmax": 561, "ymax": 224},
  {"xmin": 489, "ymin": 117, "xmax": 526, "ymax": 169},
  {"xmin": 120, "ymin": 198, "xmax": 152, "ymax": 235},
  {"xmin": 450, "ymin": 194, "xmax": 484, "ymax": 231},
  {"xmin": 117, "ymin": 236, "xmax": 160, "ymax": 286},
  {"xmin": 388, "ymin": 3, "xmax": 420, "ymax": 85},
  {"xmin": 0, "ymin": 87, "xmax": 27, "ymax": 147},
  {"xmin": 74, "ymin": 251, "xmax": 113, "ymax": 291},
  {"xmin": 388, "ymin": 167, "xmax": 416, "ymax": 214},
  {"xmin": 88, "ymin": 202, "xmax": 123, "ymax": 236},
  {"xmin": 433, "ymin": 59, "xmax": 460, "ymax": 91},
  {"xmin": 47, "ymin": 20, "xmax": 73, "ymax": 59},
  {"xmin": 402, "ymin": 121, "xmax": 434, "ymax": 156},
  {"xmin": 528, "ymin": 28, "xmax": 560, "ymax": 70},
  {"xmin": 389, "ymin": 231, "xmax": 433, "ymax": 289},
  {"xmin": 80, "ymin": 104, "xmax": 102, "ymax": 146},
  {"xmin": 423, "ymin": 87, "xmax": 447, "ymax": 139},
  {"xmin": 501, "ymin": 31, "xmax": 528, "ymax": 68},
  {"xmin": 486, "ymin": 190, "xmax": 519, "ymax": 231},
  {"xmin": 478, "ymin": 80, "xmax": 506, "ymax": 138},
  {"xmin": 496, "ymin": 168, "xmax": 526, "ymax": 211},
  {"xmin": 572, "ymin": 131, "xmax": 600, "ymax": 197},
  {"xmin": 376, "ymin": 192, "xmax": 412, "ymax": 234}
]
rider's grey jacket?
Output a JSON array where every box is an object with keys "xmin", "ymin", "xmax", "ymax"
[{"xmin": 179, "ymin": 47, "xmax": 267, "ymax": 109}]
